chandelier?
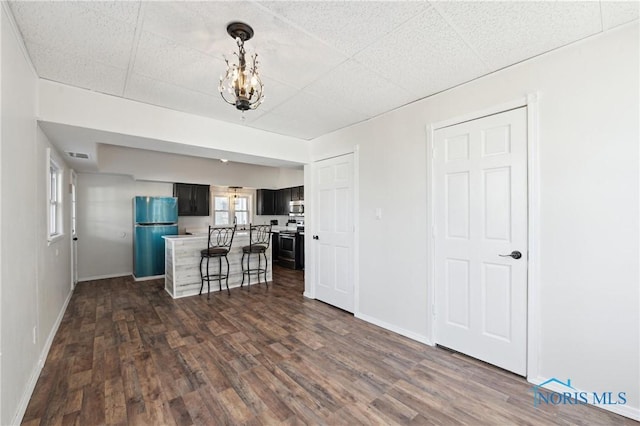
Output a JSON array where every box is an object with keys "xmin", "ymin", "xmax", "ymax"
[{"xmin": 219, "ymin": 22, "xmax": 264, "ymax": 111}]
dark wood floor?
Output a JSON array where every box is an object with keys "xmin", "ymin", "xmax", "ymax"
[{"xmin": 23, "ymin": 266, "xmax": 634, "ymax": 425}]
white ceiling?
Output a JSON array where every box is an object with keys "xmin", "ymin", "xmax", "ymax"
[{"xmin": 7, "ymin": 1, "xmax": 639, "ymax": 167}]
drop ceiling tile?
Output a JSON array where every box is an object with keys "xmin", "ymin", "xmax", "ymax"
[
  {"xmin": 141, "ymin": 2, "xmax": 220, "ymax": 54},
  {"xmin": 257, "ymin": 1, "xmax": 429, "ymax": 56},
  {"xmin": 304, "ymin": 59, "xmax": 416, "ymax": 117},
  {"xmin": 26, "ymin": 42, "xmax": 126, "ymax": 96},
  {"xmin": 252, "ymin": 91, "xmax": 369, "ymax": 140},
  {"xmin": 76, "ymin": 1, "xmax": 141, "ymax": 25},
  {"xmin": 601, "ymin": 1, "xmax": 639, "ymax": 30},
  {"xmin": 9, "ymin": 1, "xmax": 136, "ymax": 69},
  {"xmin": 176, "ymin": 2, "xmax": 349, "ymax": 89},
  {"xmin": 354, "ymin": 7, "xmax": 490, "ymax": 97},
  {"xmin": 248, "ymin": 110, "xmax": 334, "ymax": 140},
  {"xmin": 133, "ymin": 31, "xmax": 223, "ymax": 95},
  {"xmin": 255, "ymin": 77, "xmax": 299, "ymax": 112},
  {"xmin": 142, "ymin": 0, "xmax": 346, "ymax": 90},
  {"xmin": 125, "ymin": 73, "xmax": 266, "ymax": 125},
  {"xmin": 434, "ymin": 1, "xmax": 602, "ymax": 70}
]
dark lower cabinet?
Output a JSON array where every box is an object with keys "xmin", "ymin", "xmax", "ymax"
[
  {"xmin": 173, "ymin": 183, "xmax": 210, "ymax": 216},
  {"xmin": 271, "ymin": 232, "xmax": 279, "ymax": 261},
  {"xmin": 297, "ymin": 233, "xmax": 304, "ymax": 269}
]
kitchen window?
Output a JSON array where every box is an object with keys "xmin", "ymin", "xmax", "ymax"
[
  {"xmin": 47, "ymin": 149, "xmax": 63, "ymax": 240},
  {"xmin": 213, "ymin": 193, "xmax": 252, "ymax": 226}
]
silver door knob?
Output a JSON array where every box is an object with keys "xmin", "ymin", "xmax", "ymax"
[{"xmin": 499, "ymin": 251, "xmax": 522, "ymax": 259}]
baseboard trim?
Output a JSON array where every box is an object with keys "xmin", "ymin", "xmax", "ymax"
[
  {"xmin": 528, "ymin": 375, "xmax": 640, "ymax": 421},
  {"xmin": 12, "ymin": 288, "xmax": 73, "ymax": 425},
  {"xmin": 132, "ymin": 274, "xmax": 164, "ymax": 282},
  {"xmin": 79, "ymin": 272, "xmax": 131, "ymax": 282},
  {"xmin": 302, "ymin": 291, "xmax": 314, "ymax": 299},
  {"xmin": 355, "ymin": 312, "xmax": 432, "ymax": 346}
]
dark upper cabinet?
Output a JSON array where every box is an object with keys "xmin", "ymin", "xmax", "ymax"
[
  {"xmin": 173, "ymin": 183, "xmax": 210, "ymax": 216},
  {"xmin": 276, "ymin": 187, "xmax": 292, "ymax": 215},
  {"xmin": 291, "ymin": 185, "xmax": 304, "ymax": 201},
  {"xmin": 256, "ymin": 189, "xmax": 277, "ymax": 215},
  {"xmin": 257, "ymin": 186, "xmax": 304, "ymax": 216}
]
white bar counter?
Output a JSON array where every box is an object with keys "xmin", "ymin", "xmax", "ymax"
[{"xmin": 163, "ymin": 232, "xmax": 273, "ymax": 299}]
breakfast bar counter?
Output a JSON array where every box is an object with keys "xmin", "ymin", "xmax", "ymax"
[{"xmin": 163, "ymin": 233, "xmax": 272, "ymax": 299}]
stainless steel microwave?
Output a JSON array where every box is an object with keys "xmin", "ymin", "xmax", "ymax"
[{"xmin": 289, "ymin": 200, "xmax": 304, "ymax": 215}]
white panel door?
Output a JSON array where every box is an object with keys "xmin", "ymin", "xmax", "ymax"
[
  {"xmin": 314, "ymin": 154, "xmax": 354, "ymax": 312},
  {"xmin": 434, "ymin": 107, "xmax": 528, "ymax": 375}
]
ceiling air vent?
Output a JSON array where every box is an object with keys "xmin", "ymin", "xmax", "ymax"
[{"xmin": 66, "ymin": 152, "xmax": 89, "ymax": 159}]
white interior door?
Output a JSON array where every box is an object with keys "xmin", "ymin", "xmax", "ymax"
[
  {"xmin": 434, "ymin": 107, "xmax": 528, "ymax": 375},
  {"xmin": 70, "ymin": 170, "xmax": 78, "ymax": 288},
  {"xmin": 314, "ymin": 154, "xmax": 354, "ymax": 312}
]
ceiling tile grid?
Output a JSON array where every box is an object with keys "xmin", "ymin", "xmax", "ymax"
[
  {"xmin": 251, "ymin": 90, "xmax": 369, "ymax": 139},
  {"xmin": 353, "ymin": 7, "xmax": 491, "ymax": 96},
  {"xmin": 9, "ymin": 1, "xmax": 136, "ymax": 70},
  {"xmin": 27, "ymin": 41, "xmax": 127, "ymax": 97},
  {"xmin": 7, "ymin": 1, "xmax": 639, "ymax": 144},
  {"xmin": 123, "ymin": 72, "xmax": 265, "ymax": 125},
  {"xmin": 76, "ymin": 1, "xmax": 140, "ymax": 25},
  {"xmin": 433, "ymin": 1, "xmax": 603, "ymax": 70},
  {"xmin": 303, "ymin": 59, "xmax": 416, "ymax": 117},
  {"xmin": 601, "ymin": 1, "xmax": 640, "ymax": 30},
  {"xmin": 255, "ymin": 0, "xmax": 430, "ymax": 56},
  {"xmin": 132, "ymin": 31, "xmax": 222, "ymax": 96},
  {"xmin": 140, "ymin": 2, "xmax": 220, "ymax": 55}
]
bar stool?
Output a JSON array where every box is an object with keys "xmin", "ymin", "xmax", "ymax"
[
  {"xmin": 241, "ymin": 224, "xmax": 272, "ymax": 291},
  {"xmin": 200, "ymin": 225, "xmax": 236, "ymax": 297}
]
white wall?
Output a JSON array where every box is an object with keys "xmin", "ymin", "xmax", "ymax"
[
  {"xmin": 77, "ymin": 171, "xmax": 301, "ymax": 280},
  {"xmin": 1, "ymin": 6, "xmax": 73, "ymax": 424},
  {"xmin": 38, "ymin": 79, "xmax": 310, "ymax": 164},
  {"xmin": 309, "ymin": 23, "xmax": 639, "ymax": 416},
  {"xmin": 97, "ymin": 144, "xmax": 303, "ymax": 189},
  {"xmin": 76, "ymin": 174, "xmax": 171, "ymax": 280}
]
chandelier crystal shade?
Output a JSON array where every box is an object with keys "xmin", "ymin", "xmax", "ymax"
[{"xmin": 219, "ymin": 22, "xmax": 264, "ymax": 111}]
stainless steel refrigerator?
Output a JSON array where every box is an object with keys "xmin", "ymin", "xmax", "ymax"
[{"xmin": 133, "ymin": 196, "xmax": 178, "ymax": 279}]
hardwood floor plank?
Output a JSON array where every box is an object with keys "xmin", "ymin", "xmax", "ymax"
[
  {"xmin": 168, "ymin": 396, "xmax": 194, "ymax": 426},
  {"xmin": 104, "ymin": 377, "xmax": 127, "ymax": 425},
  {"xmin": 217, "ymin": 388, "xmax": 253, "ymax": 424},
  {"xmin": 22, "ymin": 266, "xmax": 636, "ymax": 426},
  {"xmin": 63, "ymin": 389, "xmax": 83, "ymax": 416},
  {"xmin": 180, "ymin": 390, "xmax": 218, "ymax": 426},
  {"xmin": 370, "ymin": 394, "xmax": 419, "ymax": 424}
]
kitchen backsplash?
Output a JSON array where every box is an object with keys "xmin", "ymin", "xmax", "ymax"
[
  {"xmin": 177, "ymin": 216, "xmax": 209, "ymax": 234},
  {"xmin": 255, "ymin": 215, "xmax": 290, "ymax": 226},
  {"xmin": 178, "ymin": 215, "xmax": 291, "ymax": 234}
]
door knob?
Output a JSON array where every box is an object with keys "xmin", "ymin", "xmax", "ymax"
[
  {"xmin": 73, "ymin": 237, "xmax": 78, "ymax": 241},
  {"xmin": 499, "ymin": 251, "xmax": 522, "ymax": 259},
  {"xmin": 313, "ymin": 235, "xmax": 319, "ymax": 240}
]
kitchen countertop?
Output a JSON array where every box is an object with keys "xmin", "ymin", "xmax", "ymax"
[
  {"xmin": 182, "ymin": 225, "xmax": 300, "ymax": 236},
  {"xmin": 163, "ymin": 231, "xmax": 251, "ymax": 240}
]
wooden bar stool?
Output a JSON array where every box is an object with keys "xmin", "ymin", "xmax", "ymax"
[
  {"xmin": 241, "ymin": 224, "xmax": 272, "ymax": 291},
  {"xmin": 200, "ymin": 225, "xmax": 236, "ymax": 297}
]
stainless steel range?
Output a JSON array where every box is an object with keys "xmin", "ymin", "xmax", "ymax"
[
  {"xmin": 278, "ymin": 231, "xmax": 297, "ymax": 269},
  {"xmin": 278, "ymin": 225, "xmax": 304, "ymax": 270}
]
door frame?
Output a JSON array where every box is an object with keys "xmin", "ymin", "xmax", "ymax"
[
  {"xmin": 426, "ymin": 93, "xmax": 541, "ymax": 380},
  {"xmin": 69, "ymin": 169, "xmax": 78, "ymax": 290},
  {"xmin": 303, "ymin": 147, "xmax": 360, "ymax": 314}
]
